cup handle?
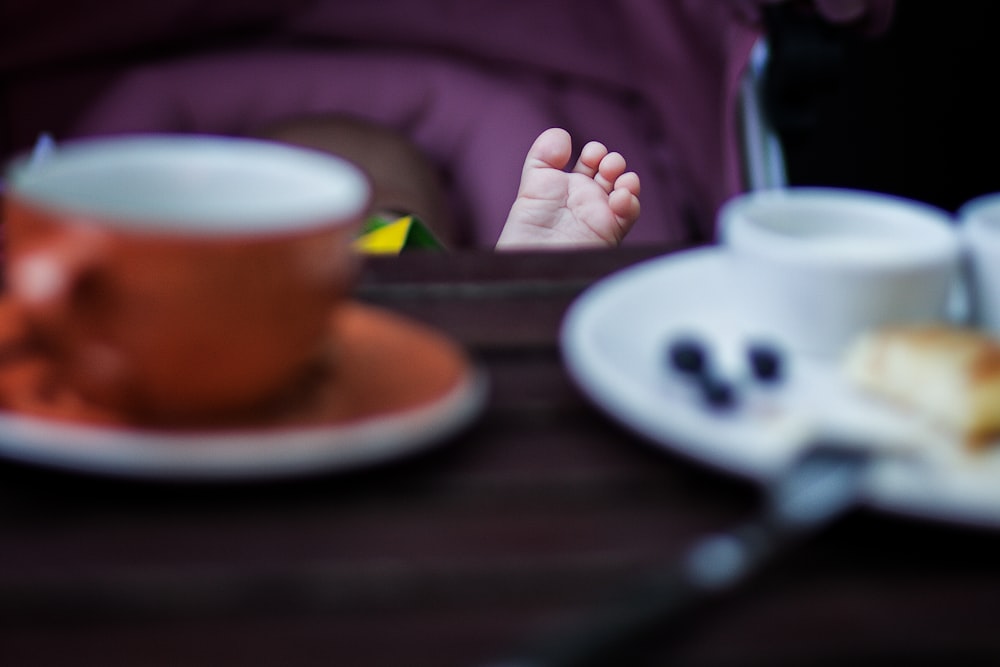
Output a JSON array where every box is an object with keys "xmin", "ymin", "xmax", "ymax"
[{"xmin": 8, "ymin": 225, "xmax": 111, "ymax": 330}]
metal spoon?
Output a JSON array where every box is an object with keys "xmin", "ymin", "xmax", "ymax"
[{"xmin": 482, "ymin": 440, "xmax": 874, "ymax": 667}]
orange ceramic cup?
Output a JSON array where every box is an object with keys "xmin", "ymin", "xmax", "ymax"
[{"xmin": 3, "ymin": 134, "xmax": 371, "ymax": 424}]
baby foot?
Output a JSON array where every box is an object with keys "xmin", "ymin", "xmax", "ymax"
[{"xmin": 496, "ymin": 128, "xmax": 641, "ymax": 250}]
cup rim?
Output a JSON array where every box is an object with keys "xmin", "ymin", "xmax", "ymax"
[
  {"xmin": 719, "ymin": 186, "xmax": 959, "ymax": 268},
  {"xmin": 5, "ymin": 133, "xmax": 372, "ymax": 236},
  {"xmin": 958, "ymin": 191, "xmax": 1000, "ymax": 219},
  {"xmin": 957, "ymin": 192, "xmax": 1000, "ymax": 245}
]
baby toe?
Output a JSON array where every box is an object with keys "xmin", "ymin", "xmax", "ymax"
[
  {"xmin": 573, "ymin": 141, "xmax": 608, "ymax": 178},
  {"xmin": 615, "ymin": 171, "xmax": 641, "ymax": 197},
  {"xmin": 610, "ymin": 188, "xmax": 641, "ymax": 227},
  {"xmin": 595, "ymin": 152, "xmax": 627, "ymax": 193}
]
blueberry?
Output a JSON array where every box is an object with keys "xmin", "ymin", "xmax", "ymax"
[
  {"xmin": 700, "ymin": 376, "xmax": 738, "ymax": 410},
  {"xmin": 667, "ymin": 337, "xmax": 708, "ymax": 377},
  {"xmin": 747, "ymin": 342, "xmax": 784, "ymax": 382}
]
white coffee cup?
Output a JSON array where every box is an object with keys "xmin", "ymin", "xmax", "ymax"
[
  {"xmin": 958, "ymin": 193, "xmax": 1000, "ymax": 335},
  {"xmin": 718, "ymin": 187, "xmax": 961, "ymax": 359}
]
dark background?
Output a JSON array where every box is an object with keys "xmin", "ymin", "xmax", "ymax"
[{"xmin": 765, "ymin": 1, "xmax": 999, "ymax": 213}]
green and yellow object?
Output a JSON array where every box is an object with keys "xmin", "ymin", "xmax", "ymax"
[{"xmin": 353, "ymin": 215, "xmax": 444, "ymax": 255}]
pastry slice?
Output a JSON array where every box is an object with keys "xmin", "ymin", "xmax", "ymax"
[{"xmin": 843, "ymin": 325, "xmax": 1000, "ymax": 446}]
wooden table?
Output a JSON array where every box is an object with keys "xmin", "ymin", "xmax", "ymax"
[{"xmin": 1, "ymin": 245, "xmax": 999, "ymax": 667}]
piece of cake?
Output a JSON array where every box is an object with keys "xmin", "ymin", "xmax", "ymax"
[{"xmin": 843, "ymin": 325, "xmax": 1000, "ymax": 446}]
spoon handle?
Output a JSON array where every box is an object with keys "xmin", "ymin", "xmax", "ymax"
[{"xmin": 481, "ymin": 442, "xmax": 873, "ymax": 667}]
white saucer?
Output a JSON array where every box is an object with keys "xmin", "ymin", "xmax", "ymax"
[{"xmin": 561, "ymin": 246, "xmax": 1000, "ymax": 528}]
